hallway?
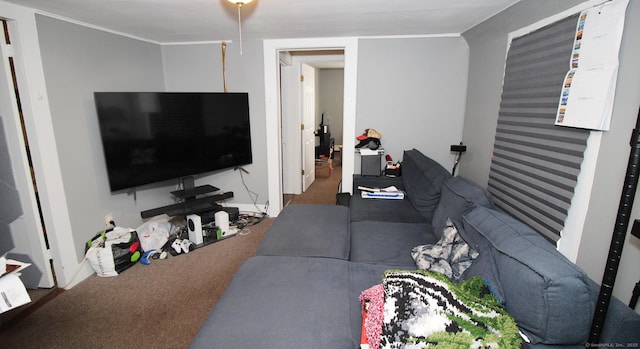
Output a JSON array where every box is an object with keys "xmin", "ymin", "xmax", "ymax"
[{"xmin": 284, "ymin": 155, "xmax": 342, "ymax": 206}]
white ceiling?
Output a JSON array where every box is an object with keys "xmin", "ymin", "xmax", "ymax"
[{"xmin": 2, "ymin": 0, "xmax": 520, "ymax": 44}]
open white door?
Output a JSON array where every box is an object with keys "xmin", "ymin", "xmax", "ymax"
[
  {"xmin": 301, "ymin": 63, "xmax": 316, "ymax": 191},
  {"xmin": 0, "ymin": 23, "xmax": 55, "ymax": 288}
]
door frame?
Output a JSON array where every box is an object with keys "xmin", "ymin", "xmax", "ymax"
[
  {"xmin": 300, "ymin": 62, "xmax": 316, "ymax": 192},
  {"xmin": 281, "ymin": 53, "xmax": 345, "ymax": 195},
  {"xmin": 1, "ymin": 5, "xmax": 77, "ymax": 289},
  {"xmin": 0, "ymin": 21, "xmax": 55, "ymax": 288},
  {"xmin": 263, "ymin": 37, "xmax": 358, "ymax": 216}
]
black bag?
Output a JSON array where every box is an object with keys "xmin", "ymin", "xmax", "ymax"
[
  {"xmin": 336, "ymin": 192, "xmax": 351, "ymax": 206},
  {"xmin": 335, "ymin": 180, "xmax": 351, "ymax": 206}
]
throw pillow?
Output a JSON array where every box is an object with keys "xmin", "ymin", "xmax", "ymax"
[{"xmin": 411, "ymin": 218, "xmax": 478, "ymax": 280}]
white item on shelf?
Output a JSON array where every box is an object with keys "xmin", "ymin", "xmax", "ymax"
[{"xmin": 215, "ymin": 211, "xmax": 230, "ymax": 235}]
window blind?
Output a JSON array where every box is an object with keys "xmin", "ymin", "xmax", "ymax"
[{"xmin": 488, "ymin": 13, "xmax": 590, "ymax": 243}]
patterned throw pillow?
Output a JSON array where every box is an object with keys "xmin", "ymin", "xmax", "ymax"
[{"xmin": 411, "ymin": 218, "xmax": 478, "ymax": 280}]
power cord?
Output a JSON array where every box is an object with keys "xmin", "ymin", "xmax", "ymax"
[
  {"xmin": 59, "ymin": 220, "xmax": 117, "ymax": 289},
  {"xmin": 235, "ymin": 167, "xmax": 267, "ymax": 215},
  {"xmin": 233, "ymin": 211, "xmax": 269, "ymax": 235}
]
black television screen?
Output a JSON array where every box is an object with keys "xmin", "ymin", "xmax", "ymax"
[{"xmin": 94, "ymin": 92, "xmax": 252, "ymax": 192}]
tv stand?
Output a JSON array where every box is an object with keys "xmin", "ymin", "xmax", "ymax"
[
  {"xmin": 140, "ymin": 184, "xmax": 234, "ymax": 219},
  {"xmin": 171, "ymin": 184, "xmax": 219, "ymax": 200}
]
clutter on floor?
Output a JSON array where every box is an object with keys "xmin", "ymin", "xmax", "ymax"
[
  {"xmin": 315, "ymin": 156, "xmax": 333, "ymax": 178},
  {"xmin": 84, "ymin": 211, "xmax": 268, "ymax": 277}
]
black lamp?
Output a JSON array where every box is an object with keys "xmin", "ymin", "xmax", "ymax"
[{"xmin": 450, "ymin": 142, "xmax": 467, "ymax": 176}]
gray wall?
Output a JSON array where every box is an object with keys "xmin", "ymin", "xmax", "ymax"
[
  {"xmin": 461, "ymin": 0, "xmax": 640, "ymax": 308},
  {"xmin": 36, "ymin": 15, "xmax": 165, "ymax": 260},
  {"xmin": 356, "ymin": 37, "xmax": 469, "ymax": 169},
  {"xmin": 160, "ymin": 40, "xmax": 268, "ymax": 209},
  {"xmin": 318, "ymin": 68, "xmax": 344, "ymax": 146},
  {"xmin": 578, "ymin": 0, "xmax": 640, "ymax": 310},
  {"xmin": 162, "ymin": 36, "xmax": 469, "ymax": 186},
  {"xmin": 0, "ymin": 118, "xmax": 19, "ymax": 255}
]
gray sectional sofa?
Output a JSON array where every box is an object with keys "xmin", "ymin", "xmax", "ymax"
[{"xmin": 189, "ymin": 148, "xmax": 640, "ymax": 348}]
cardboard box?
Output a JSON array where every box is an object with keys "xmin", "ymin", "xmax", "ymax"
[{"xmin": 315, "ymin": 158, "xmax": 333, "ymax": 178}]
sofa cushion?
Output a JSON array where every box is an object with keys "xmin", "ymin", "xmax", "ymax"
[
  {"xmin": 255, "ymin": 204, "xmax": 351, "ymax": 259},
  {"xmin": 401, "ymin": 149, "xmax": 451, "ymax": 221},
  {"xmin": 190, "ymin": 256, "xmax": 355, "ymax": 349},
  {"xmin": 349, "ymin": 221, "xmax": 438, "ymax": 267},
  {"xmin": 459, "ymin": 246, "xmax": 505, "ymax": 304},
  {"xmin": 349, "ymin": 176, "xmax": 414, "ymax": 222},
  {"xmin": 431, "ymin": 176, "xmax": 493, "ymax": 234},
  {"xmin": 461, "ymin": 206, "xmax": 595, "ymax": 345},
  {"xmin": 349, "ymin": 194, "xmax": 428, "ymax": 223}
]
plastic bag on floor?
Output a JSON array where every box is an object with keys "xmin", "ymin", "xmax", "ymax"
[
  {"xmin": 85, "ymin": 227, "xmax": 142, "ymax": 277},
  {"xmin": 136, "ymin": 215, "xmax": 173, "ymax": 252}
]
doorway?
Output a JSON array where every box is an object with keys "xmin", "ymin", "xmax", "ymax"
[
  {"xmin": 279, "ymin": 50, "xmax": 345, "ymax": 206},
  {"xmin": 263, "ymin": 37, "xmax": 358, "ymax": 216}
]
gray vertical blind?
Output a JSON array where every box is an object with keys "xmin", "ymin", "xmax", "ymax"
[{"xmin": 488, "ymin": 14, "xmax": 590, "ymax": 243}]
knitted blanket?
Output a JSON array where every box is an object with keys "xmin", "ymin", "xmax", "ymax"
[
  {"xmin": 361, "ymin": 284, "xmax": 385, "ymax": 349},
  {"xmin": 380, "ymin": 270, "xmax": 521, "ymax": 348}
]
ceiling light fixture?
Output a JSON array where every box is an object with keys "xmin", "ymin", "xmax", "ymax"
[{"xmin": 227, "ymin": 0, "xmax": 253, "ymax": 55}]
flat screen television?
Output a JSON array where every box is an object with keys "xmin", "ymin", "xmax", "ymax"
[{"xmin": 94, "ymin": 92, "xmax": 252, "ymax": 192}]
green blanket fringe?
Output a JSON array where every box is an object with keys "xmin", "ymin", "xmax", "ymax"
[{"xmin": 382, "ymin": 269, "xmax": 522, "ymax": 348}]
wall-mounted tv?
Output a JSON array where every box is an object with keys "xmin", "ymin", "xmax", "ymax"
[{"xmin": 94, "ymin": 92, "xmax": 252, "ymax": 192}]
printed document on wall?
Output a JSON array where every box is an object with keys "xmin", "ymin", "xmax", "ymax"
[{"xmin": 555, "ymin": 0, "xmax": 628, "ymax": 131}]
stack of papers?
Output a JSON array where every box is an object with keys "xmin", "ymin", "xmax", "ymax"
[
  {"xmin": 0, "ymin": 257, "xmax": 32, "ymax": 314},
  {"xmin": 358, "ymin": 186, "xmax": 405, "ymax": 200}
]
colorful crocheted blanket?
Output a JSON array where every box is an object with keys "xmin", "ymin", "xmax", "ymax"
[{"xmin": 374, "ymin": 270, "xmax": 521, "ymax": 348}]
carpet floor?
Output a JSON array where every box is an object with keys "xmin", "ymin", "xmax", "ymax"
[
  {"xmin": 0, "ymin": 218, "xmax": 273, "ymax": 349},
  {"xmin": 289, "ymin": 164, "xmax": 342, "ymax": 205}
]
